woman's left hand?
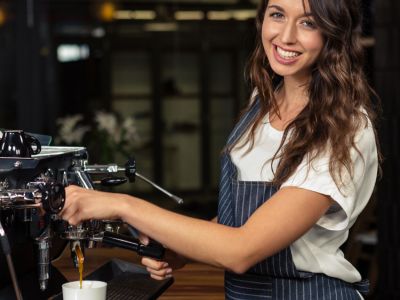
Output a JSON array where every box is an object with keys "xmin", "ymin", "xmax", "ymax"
[{"xmin": 60, "ymin": 185, "xmax": 126, "ymax": 225}]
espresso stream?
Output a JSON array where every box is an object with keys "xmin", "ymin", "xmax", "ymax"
[{"xmin": 75, "ymin": 245, "xmax": 84, "ymax": 289}]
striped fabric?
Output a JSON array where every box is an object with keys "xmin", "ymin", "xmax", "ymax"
[
  {"xmin": 217, "ymin": 98, "xmax": 369, "ymax": 299},
  {"xmin": 218, "ymin": 100, "xmax": 261, "ymax": 227},
  {"xmin": 231, "ymin": 180, "xmax": 303, "ymax": 278},
  {"xmin": 225, "ymin": 272, "xmax": 368, "ymax": 299}
]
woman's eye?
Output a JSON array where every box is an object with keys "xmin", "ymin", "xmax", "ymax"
[
  {"xmin": 301, "ymin": 19, "xmax": 317, "ymax": 29},
  {"xmin": 269, "ymin": 12, "xmax": 284, "ymax": 19}
]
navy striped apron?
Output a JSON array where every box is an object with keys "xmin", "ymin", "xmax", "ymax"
[{"xmin": 217, "ymin": 99, "xmax": 369, "ymax": 299}]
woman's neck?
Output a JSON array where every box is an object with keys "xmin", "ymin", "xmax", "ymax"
[
  {"xmin": 280, "ymin": 77, "xmax": 309, "ymax": 110},
  {"xmin": 269, "ymin": 78, "xmax": 309, "ymax": 131}
]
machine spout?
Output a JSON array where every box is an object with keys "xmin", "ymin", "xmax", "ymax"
[
  {"xmin": 35, "ymin": 237, "xmax": 51, "ymax": 291},
  {"xmin": 39, "ymin": 280, "xmax": 48, "ymax": 291}
]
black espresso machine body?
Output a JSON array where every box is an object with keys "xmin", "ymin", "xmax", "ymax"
[
  {"xmin": 0, "ymin": 139, "xmax": 179, "ymax": 299},
  {"xmin": 0, "ymin": 146, "xmax": 88, "ymax": 292}
]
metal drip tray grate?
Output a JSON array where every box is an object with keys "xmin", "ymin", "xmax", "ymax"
[{"xmin": 107, "ymin": 273, "xmax": 171, "ymax": 300}]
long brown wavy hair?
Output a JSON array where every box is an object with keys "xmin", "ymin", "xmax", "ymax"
[{"xmin": 235, "ymin": 0, "xmax": 381, "ymax": 189}]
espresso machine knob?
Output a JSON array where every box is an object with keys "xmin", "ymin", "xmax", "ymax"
[
  {"xmin": 124, "ymin": 158, "xmax": 136, "ymax": 182},
  {"xmin": 39, "ymin": 183, "xmax": 65, "ymax": 214}
]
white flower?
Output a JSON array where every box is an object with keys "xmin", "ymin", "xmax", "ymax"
[
  {"xmin": 95, "ymin": 111, "xmax": 140, "ymax": 147},
  {"xmin": 55, "ymin": 115, "xmax": 90, "ymax": 145},
  {"xmin": 55, "ymin": 111, "xmax": 142, "ymax": 159},
  {"xmin": 57, "ymin": 115, "xmax": 84, "ymax": 133},
  {"xmin": 122, "ymin": 117, "xmax": 140, "ymax": 144},
  {"xmin": 95, "ymin": 111, "xmax": 118, "ymax": 139}
]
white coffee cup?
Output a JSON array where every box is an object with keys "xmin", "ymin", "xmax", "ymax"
[{"xmin": 62, "ymin": 280, "xmax": 107, "ymax": 300}]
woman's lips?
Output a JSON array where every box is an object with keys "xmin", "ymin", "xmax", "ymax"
[{"xmin": 273, "ymin": 45, "xmax": 301, "ymax": 65}]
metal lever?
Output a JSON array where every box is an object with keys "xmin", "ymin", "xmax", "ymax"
[
  {"xmin": 92, "ymin": 231, "xmax": 165, "ymax": 260},
  {"xmin": 135, "ymin": 173, "xmax": 183, "ymax": 204},
  {"xmin": 85, "ymin": 159, "xmax": 183, "ymax": 204},
  {"xmin": 124, "ymin": 158, "xmax": 184, "ymax": 203}
]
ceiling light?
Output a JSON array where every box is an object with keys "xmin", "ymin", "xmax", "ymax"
[
  {"xmin": 0, "ymin": 5, "xmax": 8, "ymax": 26},
  {"xmin": 144, "ymin": 22, "xmax": 178, "ymax": 32},
  {"xmin": 133, "ymin": 10, "xmax": 157, "ymax": 20},
  {"xmin": 174, "ymin": 11, "xmax": 204, "ymax": 21},
  {"xmin": 92, "ymin": 27, "xmax": 106, "ymax": 38},
  {"xmin": 114, "ymin": 10, "xmax": 156, "ymax": 20},
  {"xmin": 207, "ymin": 11, "xmax": 232, "ymax": 20},
  {"xmin": 114, "ymin": 10, "xmax": 131, "ymax": 20},
  {"xmin": 57, "ymin": 44, "xmax": 90, "ymax": 63},
  {"xmin": 99, "ymin": 2, "xmax": 116, "ymax": 22},
  {"xmin": 206, "ymin": 9, "xmax": 256, "ymax": 21},
  {"xmin": 232, "ymin": 10, "xmax": 257, "ymax": 20}
]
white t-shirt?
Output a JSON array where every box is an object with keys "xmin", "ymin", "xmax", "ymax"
[{"xmin": 230, "ymin": 113, "xmax": 378, "ymax": 284}]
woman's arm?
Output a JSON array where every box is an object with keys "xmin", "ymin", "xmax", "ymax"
[{"xmin": 61, "ymin": 185, "xmax": 332, "ymax": 274}]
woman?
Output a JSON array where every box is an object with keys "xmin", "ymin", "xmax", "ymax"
[{"xmin": 60, "ymin": 0, "xmax": 380, "ymax": 298}]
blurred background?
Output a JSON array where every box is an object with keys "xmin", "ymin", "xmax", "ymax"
[{"xmin": 0, "ymin": 0, "xmax": 398, "ymax": 299}]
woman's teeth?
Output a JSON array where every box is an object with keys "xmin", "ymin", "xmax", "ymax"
[{"xmin": 276, "ymin": 46, "xmax": 300, "ymax": 59}]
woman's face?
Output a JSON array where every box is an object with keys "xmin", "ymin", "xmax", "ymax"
[{"xmin": 262, "ymin": 0, "xmax": 324, "ymax": 82}]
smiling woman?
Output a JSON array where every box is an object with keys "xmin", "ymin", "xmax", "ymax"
[
  {"xmin": 262, "ymin": 0, "xmax": 323, "ymax": 80},
  {"xmin": 59, "ymin": 0, "xmax": 380, "ymax": 299}
]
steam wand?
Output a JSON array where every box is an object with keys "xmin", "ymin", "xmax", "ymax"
[
  {"xmin": 0, "ymin": 221, "xmax": 23, "ymax": 300},
  {"xmin": 135, "ymin": 172, "xmax": 183, "ymax": 204}
]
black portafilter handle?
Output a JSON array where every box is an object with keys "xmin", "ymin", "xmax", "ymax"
[{"xmin": 101, "ymin": 231, "xmax": 165, "ymax": 260}]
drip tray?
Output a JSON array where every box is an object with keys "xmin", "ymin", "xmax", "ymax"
[{"xmin": 53, "ymin": 258, "xmax": 173, "ymax": 300}]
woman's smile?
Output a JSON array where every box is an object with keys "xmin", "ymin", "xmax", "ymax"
[{"xmin": 273, "ymin": 44, "xmax": 301, "ymax": 65}]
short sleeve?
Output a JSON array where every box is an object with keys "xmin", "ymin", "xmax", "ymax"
[{"xmin": 280, "ymin": 122, "xmax": 378, "ymax": 231}]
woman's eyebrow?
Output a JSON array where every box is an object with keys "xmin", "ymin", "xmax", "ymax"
[
  {"xmin": 267, "ymin": 5, "xmax": 284, "ymax": 12},
  {"xmin": 267, "ymin": 4, "xmax": 314, "ymax": 18}
]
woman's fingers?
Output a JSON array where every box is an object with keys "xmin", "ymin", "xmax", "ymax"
[
  {"xmin": 60, "ymin": 185, "xmax": 122, "ymax": 224},
  {"xmin": 141, "ymin": 257, "xmax": 172, "ymax": 280},
  {"xmin": 60, "ymin": 202, "xmax": 78, "ymax": 224},
  {"xmin": 60, "ymin": 185, "xmax": 81, "ymax": 223},
  {"xmin": 141, "ymin": 257, "xmax": 168, "ymax": 270},
  {"xmin": 140, "ymin": 249, "xmax": 187, "ymax": 280},
  {"xmin": 149, "ymin": 273, "xmax": 172, "ymax": 280},
  {"xmin": 146, "ymin": 266, "xmax": 172, "ymax": 277}
]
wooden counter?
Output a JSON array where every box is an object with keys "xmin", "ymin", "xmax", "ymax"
[{"xmin": 52, "ymin": 247, "xmax": 225, "ymax": 299}]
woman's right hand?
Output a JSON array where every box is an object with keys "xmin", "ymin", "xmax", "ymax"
[
  {"xmin": 141, "ymin": 249, "xmax": 188, "ymax": 280},
  {"xmin": 138, "ymin": 232, "xmax": 188, "ymax": 280}
]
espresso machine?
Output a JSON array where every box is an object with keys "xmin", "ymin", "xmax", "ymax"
[{"xmin": 0, "ymin": 130, "xmax": 181, "ymax": 299}]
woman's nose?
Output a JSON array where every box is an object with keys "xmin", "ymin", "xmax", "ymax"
[{"xmin": 280, "ymin": 21, "xmax": 297, "ymax": 44}]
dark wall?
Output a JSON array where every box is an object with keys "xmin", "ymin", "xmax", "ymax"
[
  {"xmin": 0, "ymin": 0, "xmax": 60, "ymax": 135},
  {"xmin": 375, "ymin": 0, "xmax": 400, "ymax": 298},
  {"xmin": 0, "ymin": 4, "xmax": 17, "ymax": 129}
]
